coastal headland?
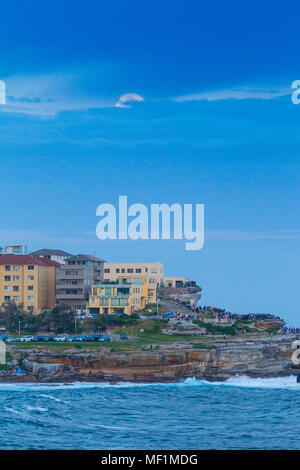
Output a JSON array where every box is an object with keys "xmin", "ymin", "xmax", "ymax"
[
  {"xmin": 1, "ymin": 334, "xmax": 297, "ymax": 384},
  {"xmin": 0, "ymin": 286, "xmax": 297, "ymax": 384}
]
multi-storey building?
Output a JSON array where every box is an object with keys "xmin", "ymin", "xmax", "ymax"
[
  {"xmin": 31, "ymin": 248, "xmax": 72, "ymax": 265},
  {"xmin": 163, "ymin": 276, "xmax": 189, "ymax": 288},
  {"xmin": 56, "ymin": 254, "xmax": 104, "ymax": 312},
  {"xmin": 0, "ymin": 254, "xmax": 59, "ymax": 314},
  {"xmin": 103, "ymin": 262, "xmax": 164, "ymax": 286},
  {"xmin": 87, "ymin": 277, "xmax": 156, "ymax": 316},
  {"xmin": 4, "ymin": 245, "xmax": 27, "ymax": 254}
]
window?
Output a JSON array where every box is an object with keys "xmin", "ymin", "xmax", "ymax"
[
  {"xmin": 4, "ymin": 286, "xmax": 10, "ymax": 291},
  {"xmin": 100, "ymin": 298, "xmax": 109, "ymax": 306},
  {"xmin": 13, "ymin": 275, "xmax": 19, "ymax": 281},
  {"xmin": 28, "ymin": 265, "xmax": 34, "ymax": 270},
  {"xmin": 28, "ymin": 306, "xmax": 34, "ymax": 312},
  {"xmin": 116, "ymin": 268, "xmax": 120, "ymax": 273},
  {"xmin": 5, "ymin": 266, "xmax": 11, "ymax": 271},
  {"xmin": 28, "ymin": 296, "xmax": 34, "ymax": 301},
  {"xmin": 127, "ymin": 269, "xmax": 134, "ymax": 273},
  {"xmin": 145, "ymin": 268, "xmax": 148, "ymax": 272},
  {"xmin": 104, "ymin": 269, "xmax": 110, "ymax": 273},
  {"xmin": 121, "ymin": 268, "xmax": 125, "ymax": 273},
  {"xmin": 111, "ymin": 298, "xmax": 128, "ymax": 306},
  {"xmin": 13, "ymin": 296, "xmax": 19, "ymax": 302},
  {"xmin": 135, "ymin": 268, "xmax": 142, "ymax": 273},
  {"xmin": 4, "ymin": 296, "xmax": 10, "ymax": 302},
  {"xmin": 105, "ymin": 288, "xmax": 111, "ymax": 295},
  {"xmin": 13, "ymin": 265, "xmax": 20, "ymax": 271},
  {"xmin": 28, "ymin": 275, "xmax": 34, "ymax": 281},
  {"xmin": 4, "ymin": 276, "xmax": 10, "ymax": 282},
  {"xmin": 13, "ymin": 286, "xmax": 19, "ymax": 292},
  {"xmin": 28, "ymin": 286, "xmax": 34, "ymax": 291}
]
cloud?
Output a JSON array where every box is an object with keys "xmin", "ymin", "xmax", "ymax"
[
  {"xmin": 1, "ymin": 72, "xmax": 145, "ymax": 116},
  {"xmin": 0, "ymin": 72, "xmax": 115, "ymax": 116},
  {"xmin": 174, "ymin": 87, "xmax": 290, "ymax": 103},
  {"xmin": 115, "ymin": 93, "xmax": 144, "ymax": 108}
]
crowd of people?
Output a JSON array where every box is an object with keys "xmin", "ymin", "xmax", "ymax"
[
  {"xmin": 280, "ymin": 326, "xmax": 300, "ymax": 335},
  {"xmin": 197, "ymin": 306, "xmax": 283, "ymax": 322}
]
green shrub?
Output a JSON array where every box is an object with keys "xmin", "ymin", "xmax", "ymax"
[{"xmin": 192, "ymin": 343, "xmax": 216, "ymax": 350}]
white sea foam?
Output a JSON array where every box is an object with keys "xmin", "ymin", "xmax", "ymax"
[
  {"xmin": 26, "ymin": 405, "xmax": 48, "ymax": 412},
  {"xmin": 0, "ymin": 376, "xmax": 298, "ymax": 391},
  {"xmin": 204, "ymin": 375, "xmax": 300, "ymax": 390},
  {"xmin": 39, "ymin": 393, "xmax": 69, "ymax": 403}
]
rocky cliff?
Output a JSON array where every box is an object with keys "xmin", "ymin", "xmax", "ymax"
[{"xmin": 1, "ymin": 335, "xmax": 297, "ymax": 383}]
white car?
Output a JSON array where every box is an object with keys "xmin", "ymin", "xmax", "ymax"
[
  {"xmin": 20, "ymin": 335, "xmax": 35, "ymax": 342},
  {"xmin": 54, "ymin": 335, "xmax": 68, "ymax": 342}
]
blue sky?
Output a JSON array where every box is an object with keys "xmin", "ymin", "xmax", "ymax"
[{"xmin": 1, "ymin": 0, "xmax": 300, "ymax": 323}]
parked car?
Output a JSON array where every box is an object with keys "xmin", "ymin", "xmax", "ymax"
[
  {"xmin": 162, "ymin": 312, "xmax": 177, "ymax": 319},
  {"xmin": 6, "ymin": 337, "xmax": 19, "ymax": 343},
  {"xmin": 87, "ymin": 334, "xmax": 102, "ymax": 342},
  {"xmin": 98, "ymin": 335, "xmax": 111, "ymax": 342},
  {"xmin": 42, "ymin": 336, "xmax": 54, "ymax": 342},
  {"xmin": 120, "ymin": 333, "xmax": 128, "ymax": 340},
  {"xmin": 20, "ymin": 335, "xmax": 35, "ymax": 342},
  {"xmin": 33, "ymin": 336, "xmax": 44, "ymax": 342},
  {"xmin": 54, "ymin": 334, "xmax": 68, "ymax": 342},
  {"xmin": 77, "ymin": 335, "xmax": 89, "ymax": 342},
  {"xmin": 66, "ymin": 336, "xmax": 78, "ymax": 342}
]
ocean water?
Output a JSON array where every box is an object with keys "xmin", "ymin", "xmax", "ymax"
[{"xmin": 0, "ymin": 376, "xmax": 300, "ymax": 449}]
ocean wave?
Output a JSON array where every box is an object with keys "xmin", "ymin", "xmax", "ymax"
[
  {"xmin": 26, "ymin": 406, "xmax": 48, "ymax": 412},
  {"xmin": 204, "ymin": 375, "xmax": 300, "ymax": 390},
  {"xmin": 0, "ymin": 375, "xmax": 298, "ymax": 391}
]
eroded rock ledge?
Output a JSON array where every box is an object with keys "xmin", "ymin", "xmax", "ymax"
[{"xmin": 0, "ymin": 335, "xmax": 297, "ymax": 383}]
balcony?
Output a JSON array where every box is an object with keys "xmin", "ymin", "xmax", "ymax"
[
  {"xmin": 56, "ymin": 293, "xmax": 86, "ymax": 300},
  {"xmin": 56, "ymin": 273, "xmax": 84, "ymax": 281},
  {"xmin": 56, "ymin": 283, "xmax": 84, "ymax": 290}
]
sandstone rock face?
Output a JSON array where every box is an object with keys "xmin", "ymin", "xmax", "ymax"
[{"xmin": 1, "ymin": 336, "xmax": 297, "ymax": 383}]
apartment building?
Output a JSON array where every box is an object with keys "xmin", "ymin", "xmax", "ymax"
[
  {"xmin": 87, "ymin": 277, "xmax": 156, "ymax": 316},
  {"xmin": 31, "ymin": 248, "xmax": 72, "ymax": 265},
  {"xmin": 56, "ymin": 254, "xmax": 104, "ymax": 311},
  {"xmin": 163, "ymin": 276, "xmax": 189, "ymax": 288},
  {"xmin": 4, "ymin": 245, "xmax": 27, "ymax": 254},
  {"xmin": 103, "ymin": 262, "xmax": 164, "ymax": 286},
  {"xmin": 0, "ymin": 254, "xmax": 59, "ymax": 314}
]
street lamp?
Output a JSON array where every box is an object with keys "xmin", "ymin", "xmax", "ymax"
[{"xmin": 18, "ymin": 321, "xmax": 21, "ymax": 336}]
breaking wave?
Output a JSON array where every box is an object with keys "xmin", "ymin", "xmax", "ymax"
[{"xmin": 0, "ymin": 375, "xmax": 298, "ymax": 391}]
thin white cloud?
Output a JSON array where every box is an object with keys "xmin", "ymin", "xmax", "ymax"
[
  {"xmin": 0, "ymin": 72, "xmax": 290, "ymax": 117},
  {"xmin": 174, "ymin": 87, "xmax": 290, "ymax": 103},
  {"xmin": 115, "ymin": 93, "xmax": 144, "ymax": 108},
  {"xmin": 1, "ymin": 72, "xmax": 114, "ymax": 116}
]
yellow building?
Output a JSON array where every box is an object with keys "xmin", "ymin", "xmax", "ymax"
[
  {"xmin": 87, "ymin": 278, "xmax": 156, "ymax": 316},
  {"xmin": 103, "ymin": 262, "xmax": 164, "ymax": 286},
  {"xmin": 0, "ymin": 254, "xmax": 59, "ymax": 314},
  {"xmin": 163, "ymin": 276, "xmax": 189, "ymax": 288}
]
